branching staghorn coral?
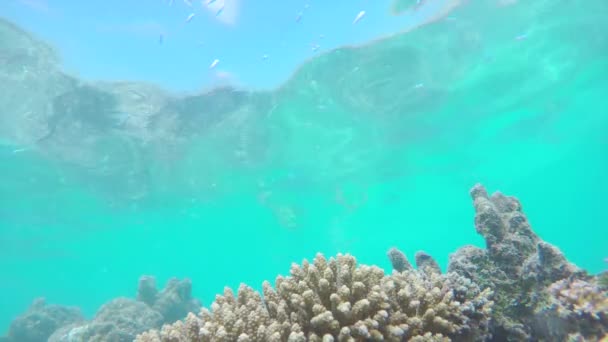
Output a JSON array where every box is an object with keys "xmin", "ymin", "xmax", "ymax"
[{"xmin": 136, "ymin": 253, "xmax": 492, "ymax": 342}]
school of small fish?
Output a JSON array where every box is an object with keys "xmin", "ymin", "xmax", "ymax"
[{"xmin": 157, "ymin": 0, "xmax": 494, "ymax": 84}]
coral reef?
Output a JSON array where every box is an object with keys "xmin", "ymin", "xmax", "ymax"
[
  {"xmin": 532, "ymin": 278, "xmax": 608, "ymax": 341},
  {"xmin": 5, "ymin": 298, "xmax": 83, "ymax": 342},
  {"xmin": 137, "ymin": 276, "xmax": 202, "ymax": 323},
  {"xmin": 136, "ymin": 253, "xmax": 492, "ymax": 342},
  {"xmin": 446, "ymin": 184, "xmax": 606, "ymax": 340},
  {"xmin": 48, "ymin": 298, "xmax": 163, "ymax": 342},
  {"xmin": 3, "ymin": 184, "xmax": 607, "ymax": 342},
  {"xmin": 133, "ymin": 183, "xmax": 608, "ymax": 342},
  {"xmin": 3, "ymin": 276, "xmax": 199, "ymax": 342}
]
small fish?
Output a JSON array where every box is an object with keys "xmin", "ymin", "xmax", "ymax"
[
  {"xmin": 353, "ymin": 10, "xmax": 366, "ymax": 24},
  {"xmin": 515, "ymin": 33, "xmax": 528, "ymax": 40},
  {"xmin": 296, "ymin": 12, "xmax": 303, "ymax": 22},
  {"xmin": 216, "ymin": 6, "xmax": 224, "ymax": 16},
  {"xmin": 186, "ymin": 13, "xmax": 195, "ymax": 22},
  {"xmin": 209, "ymin": 59, "xmax": 219, "ymax": 69},
  {"xmin": 12, "ymin": 148, "xmax": 27, "ymax": 154},
  {"xmin": 262, "ymin": 54, "xmax": 269, "ymax": 60},
  {"xmin": 184, "ymin": 0, "xmax": 192, "ymax": 6},
  {"xmin": 414, "ymin": 83, "xmax": 424, "ymax": 88},
  {"xmin": 159, "ymin": 34, "xmax": 164, "ymax": 44},
  {"xmin": 205, "ymin": 0, "xmax": 217, "ymax": 5}
]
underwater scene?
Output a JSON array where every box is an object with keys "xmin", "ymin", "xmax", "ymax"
[{"xmin": 1, "ymin": 0, "xmax": 607, "ymax": 341}]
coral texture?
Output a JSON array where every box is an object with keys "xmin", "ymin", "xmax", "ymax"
[
  {"xmin": 5, "ymin": 298, "xmax": 83, "ymax": 342},
  {"xmin": 4, "ymin": 277, "xmax": 200, "ymax": 342},
  {"xmin": 137, "ymin": 276, "xmax": 202, "ymax": 323},
  {"xmin": 387, "ymin": 247, "xmax": 413, "ymax": 273},
  {"xmin": 446, "ymin": 184, "xmax": 606, "ymax": 341},
  {"xmin": 136, "ymin": 253, "xmax": 492, "ymax": 342},
  {"xmin": 532, "ymin": 278, "xmax": 608, "ymax": 341},
  {"xmin": 48, "ymin": 298, "xmax": 163, "ymax": 342}
]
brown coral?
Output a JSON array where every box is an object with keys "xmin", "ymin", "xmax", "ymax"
[
  {"xmin": 532, "ymin": 278, "xmax": 608, "ymax": 341},
  {"xmin": 547, "ymin": 279, "xmax": 608, "ymax": 319},
  {"xmin": 136, "ymin": 253, "xmax": 492, "ymax": 342},
  {"xmin": 443, "ymin": 184, "xmax": 608, "ymax": 341}
]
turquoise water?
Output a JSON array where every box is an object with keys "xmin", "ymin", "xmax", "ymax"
[{"xmin": 1, "ymin": 0, "xmax": 607, "ymax": 335}]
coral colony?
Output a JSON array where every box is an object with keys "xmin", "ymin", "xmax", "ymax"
[{"xmin": 5, "ymin": 185, "xmax": 606, "ymax": 341}]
